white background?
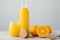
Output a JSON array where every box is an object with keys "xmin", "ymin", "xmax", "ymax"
[{"xmin": 0, "ymin": 0, "xmax": 60, "ymax": 31}]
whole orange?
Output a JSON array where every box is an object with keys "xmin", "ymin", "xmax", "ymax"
[
  {"xmin": 29, "ymin": 25, "xmax": 38, "ymax": 36},
  {"xmin": 46, "ymin": 25, "xmax": 52, "ymax": 34}
]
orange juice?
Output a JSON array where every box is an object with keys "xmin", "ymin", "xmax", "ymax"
[
  {"xmin": 8, "ymin": 21, "xmax": 20, "ymax": 37},
  {"xmin": 18, "ymin": 3, "xmax": 29, "ymax": 38},
  {"xmin": 18, "ymin": 8, "xmax": 29, "ymax": 30}
]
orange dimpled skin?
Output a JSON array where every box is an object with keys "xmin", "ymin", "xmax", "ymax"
[
  {"xmin": 29, "ymin": 25, "xmax": 38, "ymax": 36},
  {"xmin": 37, "ymin": 26, "xmax": 49, "ymax": 38},
  {"xmin": 46, "ymin": 25, "xmax": 52, "ymax": 34}
]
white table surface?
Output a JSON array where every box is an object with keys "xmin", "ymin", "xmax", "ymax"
[{"xmin": 0, "ymin": 31, "xmax": 60, "ymax": 40}]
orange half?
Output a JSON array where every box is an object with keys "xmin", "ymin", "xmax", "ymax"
[{"xmin": 37, "ymin": 26, "xmax": 49, "ymax": 37}]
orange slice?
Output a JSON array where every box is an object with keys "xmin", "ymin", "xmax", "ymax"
[
  {"xmin": 29, "ymin": 25, "xmax": 38, "ymax": 36},
  {"xmin": 37, "ymin": 26, "xmax": 49, "ymax": 37}
]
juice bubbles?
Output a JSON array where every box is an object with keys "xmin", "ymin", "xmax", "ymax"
[{"xmin": 18, "ymin": 3, "xmax": 29, "ymax": 38}]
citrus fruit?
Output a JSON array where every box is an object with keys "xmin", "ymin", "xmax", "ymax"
[
  {"xmin": 46, "ymin": 25, "xmax": 52, "ymax": 34},
  {"xmin": 29, "ymin": 25, "xmax": 38, "ymax": 36},
  {"xmin": 19, "ymin": 30, "xmax": 29, "ymax": 38},
  {"xmin": 37, "ymin": 26, "xmax": 49, "ymax": 37}
]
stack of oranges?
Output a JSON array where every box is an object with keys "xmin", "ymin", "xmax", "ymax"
[{"xmin": 29, "ymin": 25, "xmax": 52, "ymax": 38}]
